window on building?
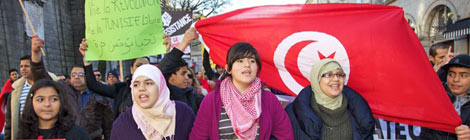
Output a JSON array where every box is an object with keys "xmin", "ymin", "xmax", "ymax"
[
  {"xmin": 407, "ymin": 18, "xmax": 418, "ymax": 35},
  {"xmin": 429, "ymin": 6, "xmax": 454, "ymax": 41}
]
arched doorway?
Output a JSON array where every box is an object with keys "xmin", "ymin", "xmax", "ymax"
[
  {"xmin": 428, "ymin": 5, "xmax": 454, "ymax": 42},
  {"xmin": 421, "ymin": 1, "xmax": 458, "ymax": 48}
]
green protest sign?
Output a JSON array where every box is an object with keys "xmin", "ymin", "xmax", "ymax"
[{"xmin": 85, "ymin": 0, "xmax": 165, "ymax": 60}]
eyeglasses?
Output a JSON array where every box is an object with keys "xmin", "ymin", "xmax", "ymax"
[
  {"xmin": 71, "ymin": 72, "xmax": 85, "ymax": 77},
  {"xmin": 321, "ymin": 73, "xmax": 346, "ymax": 79},
  {"xmin": 95, "ymin": 74, "xmax": 101, "ymax": 77}
]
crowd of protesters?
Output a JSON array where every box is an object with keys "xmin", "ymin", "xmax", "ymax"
[{"xmin": 0, "ymin": 27, "xmax": 468, "ymax": 140}]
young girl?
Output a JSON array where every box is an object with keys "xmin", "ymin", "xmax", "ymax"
[
  {"xmin": 18, "ymin": 79, "xmax": 90, "ymax": 139},
  {"xmin": 189, "ymin": 42, "xmax": 294, "ymax": 140},
  {"xmin": 111, "ymin": 64, "xmax": 195, "ymax": 140}
]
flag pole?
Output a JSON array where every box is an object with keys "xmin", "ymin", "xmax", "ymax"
[{"xmin": 18, "ymin": 0, "xmax": 46, "ymax": 56}]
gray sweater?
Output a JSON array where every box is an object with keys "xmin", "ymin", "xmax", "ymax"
[{"xmin": 311, "ymin": 95, "xmax": 353, "ymax": 140}]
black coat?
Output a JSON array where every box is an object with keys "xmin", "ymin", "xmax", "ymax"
[
  {"xmin": 167, "ymin": 84, "xmax": 203, "ymax": 114},
  {"xmin": 84, "ymin": 64, "xmax": 133, "ymax": 120},
  {"xmin": 285, "ymin": 86, "xmax": 375, "ymax": 140},
  {"xmin": 38, "ymin": 125, "xmax": 91, "ymax": 140},
  {"xmin": 419, "ymin": 83, "xmax": 470, "ymax": 140},
  {"xmin": 73, "ymin": 90, "xmax": 113, "ymax": 140}
]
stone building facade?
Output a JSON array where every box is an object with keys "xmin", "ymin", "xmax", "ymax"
[
  {"xmin": 306, "ymin": 0, "xmax": 470, "ymax": 55},
  {"xmin": 0, "ymin": 0, "xmax": 133, "ymax": 90}
]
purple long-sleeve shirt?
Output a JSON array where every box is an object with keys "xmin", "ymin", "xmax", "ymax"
[
  {"xmin": 189, "ymin": 86, "xmax": 294, "ymax": 140},
  {"xmin": 111, "ymin": 101, "xmax": 195, "ymax": 140}
]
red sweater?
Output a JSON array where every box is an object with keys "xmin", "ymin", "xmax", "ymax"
[{"xmin": 0, "ymin": 79, "xmax": 14, "ymax": 133}]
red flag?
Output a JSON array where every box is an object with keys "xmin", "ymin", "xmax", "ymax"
[{"xmin": 195, "ymin": 3, "xmax": 461, "ymax": 133}]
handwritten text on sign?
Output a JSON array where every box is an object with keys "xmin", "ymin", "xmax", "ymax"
[{"xmin": 85, "ymin": 0, "xmax": 165, "ymax": 60}]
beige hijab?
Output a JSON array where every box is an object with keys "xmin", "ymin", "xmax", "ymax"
[
  {"xmin": 131, "ymin": 64, "xmax": 176, "ymax": 140},
  {"xmin": 310, "ymin": 59, "xmax": 344, "ymax": 110}
]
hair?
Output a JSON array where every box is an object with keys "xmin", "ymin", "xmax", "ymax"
[
  {"xmin": 224, "ymin": 42, "xmax": 261, "ymax": 78},
  {"xmin": 18, "ymin": 79, "xmax": 76, "ymax": 139},
  {"xmin": 9, "ymin": 69, "xmax": 18, "ymax": 74},
  {"xmin": 71, "ymin": 64, "xmax": 84, "ymax": 70},
  {"xmin": 162, "ymin": 59, "xmax": 188, "ymax": 81},
  {"xmin": 188, "ymin": 68, "xmax": 201, "ymax": 87},
  {"xmin": 131, "ymin": 57, "xmax": 150, "ymax": 66},
  {"xmin": 20, "ymin": 55, "xmax": 31, "ymax": 61},
  {"xmin": 429, "ymin": 42, "xmax": 450, "ymax": 57},
  {"xmin": 93, "ymin": 69, "xmax": 100, "ymax": 73}
]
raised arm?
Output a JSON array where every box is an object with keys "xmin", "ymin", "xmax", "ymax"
[
  {"xmin": 79, "ymin": 39, "xmax": 117, "ymax": 98},
  {"xmin": 159, "ymin": 28, "xmax": 198, "ymax": 74},
  {"xmin": 202, "ymin": 49, "xmax": 217, "ymax": 80},
  {"xmin": 30, "ymin": 34, "xmax": 51, "ymax": 82}
]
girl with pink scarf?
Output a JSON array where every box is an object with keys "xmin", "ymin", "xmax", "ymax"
[{"xmin": 189, "ymin": 43, "xmax": 294, "ymax": 140}]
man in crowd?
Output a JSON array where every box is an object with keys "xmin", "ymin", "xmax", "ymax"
[
  {"xmin": 106, "ymin": 70, "xmax": 120, "ymax": 85},
  {"xmin": 69, "ymin": 64, "xmax": 113, "ymax": 140},
  {"xmin": 421, "ymin": 54, "xmax": 470, "ymax": 139},
  {"xmin": 5, "ymin": 55, "xmax": 34, "ymax": 139},
  {"xmin": 159, "ymin": 28, "xmax": 203, "ymax": 114},
  {"xmin": 1, "ymin": 69, "xmax": 19, "ymax": 97},
  {"xmin": 0, "ymin": 69, "xmax": 19, "ymax": 136},
  {"xmin": 93, "ymin": 70, "xmax": 106, "ymax": 84},
  {"xmin": 429, "ymin": 42, "xmax": 450, "ymax": 72}
]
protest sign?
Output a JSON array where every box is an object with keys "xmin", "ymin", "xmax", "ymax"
[{"xmin": 85, "ymin": 0, "xmax": 165, "ymax": 60}]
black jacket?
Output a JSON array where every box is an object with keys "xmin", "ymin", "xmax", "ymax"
[
  {"xmin": 73, "ymin": 90, "xmax": 113, "ymax": 140},
  {"xmin": 203, "ymin": 49, "xmax": 220, "ymax": 81},
  {"xmin": 168, "ymin": 84, "xmax": 203, "ymax": 114},
  {"xmin": 285, "ymin": 86, "xmax": 375, "ymax": 140},
  {"xmin": 158, "ymin": 49, "xmax": 204, "ymax": 114},
  {"xmin": 84, "ymin": 64, "xmax": 133, "ymax": 119},
  {"xmin": 38, "ymin": 125, "xmax": 90, "ymax": 140},
  {"xmin": 419, "ymin": 83, "xmax": 470, "ymax": 140}
]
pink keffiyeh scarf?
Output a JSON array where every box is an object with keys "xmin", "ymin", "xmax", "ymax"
[{"xmin": 220, "ymin": 77, "xmax": 262, "ymax": 139}]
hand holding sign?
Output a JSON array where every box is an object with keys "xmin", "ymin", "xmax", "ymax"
[
  {"xmin": 31, "ymin": 34, "xmax": 44, "ymax": 63},
  {"xmin": 79, "ymin": 38, "xmax": 92, "ymax": 66},
  {"xmin": 163, "ymin": 34, "xmax": 171, "ymax": 53}
]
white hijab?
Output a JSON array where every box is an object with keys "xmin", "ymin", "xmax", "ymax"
[{"xmin": 131, "ymin": 64, "xmax": 176, "ymax": 140}]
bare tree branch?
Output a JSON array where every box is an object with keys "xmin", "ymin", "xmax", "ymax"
[{"xmin": 163, "ymin": 0, "xmax": 230, "ymax": 16}]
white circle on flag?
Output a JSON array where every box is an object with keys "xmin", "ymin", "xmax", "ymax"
[{"xmin": 273, "ymin": 31, "xmax": 350, "ymax": 95}]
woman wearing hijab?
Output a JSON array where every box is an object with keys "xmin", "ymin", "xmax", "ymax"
[
  {"xmin": 285, "ymin": 59, "xmax": 375, "ymax": 140},
  {"xmin": 111, "ymin": 64, "xmax": 195, "ymax": 140},
  {"xmin": 189, "ymin": 42, "xmax": 294, "ymax": 140}
]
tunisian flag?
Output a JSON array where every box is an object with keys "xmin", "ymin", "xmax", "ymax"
[{"xmin": 194, "ymin": 4, "xmax": 461, "ymax": 133}]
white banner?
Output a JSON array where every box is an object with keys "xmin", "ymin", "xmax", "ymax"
[
  {"xmin": 24, "ymin": 1, "xmax": 44, "ymax": 39},
  {"xmin": 169, "ymin": 34, "xmax": 191, "ymax": 54}
]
